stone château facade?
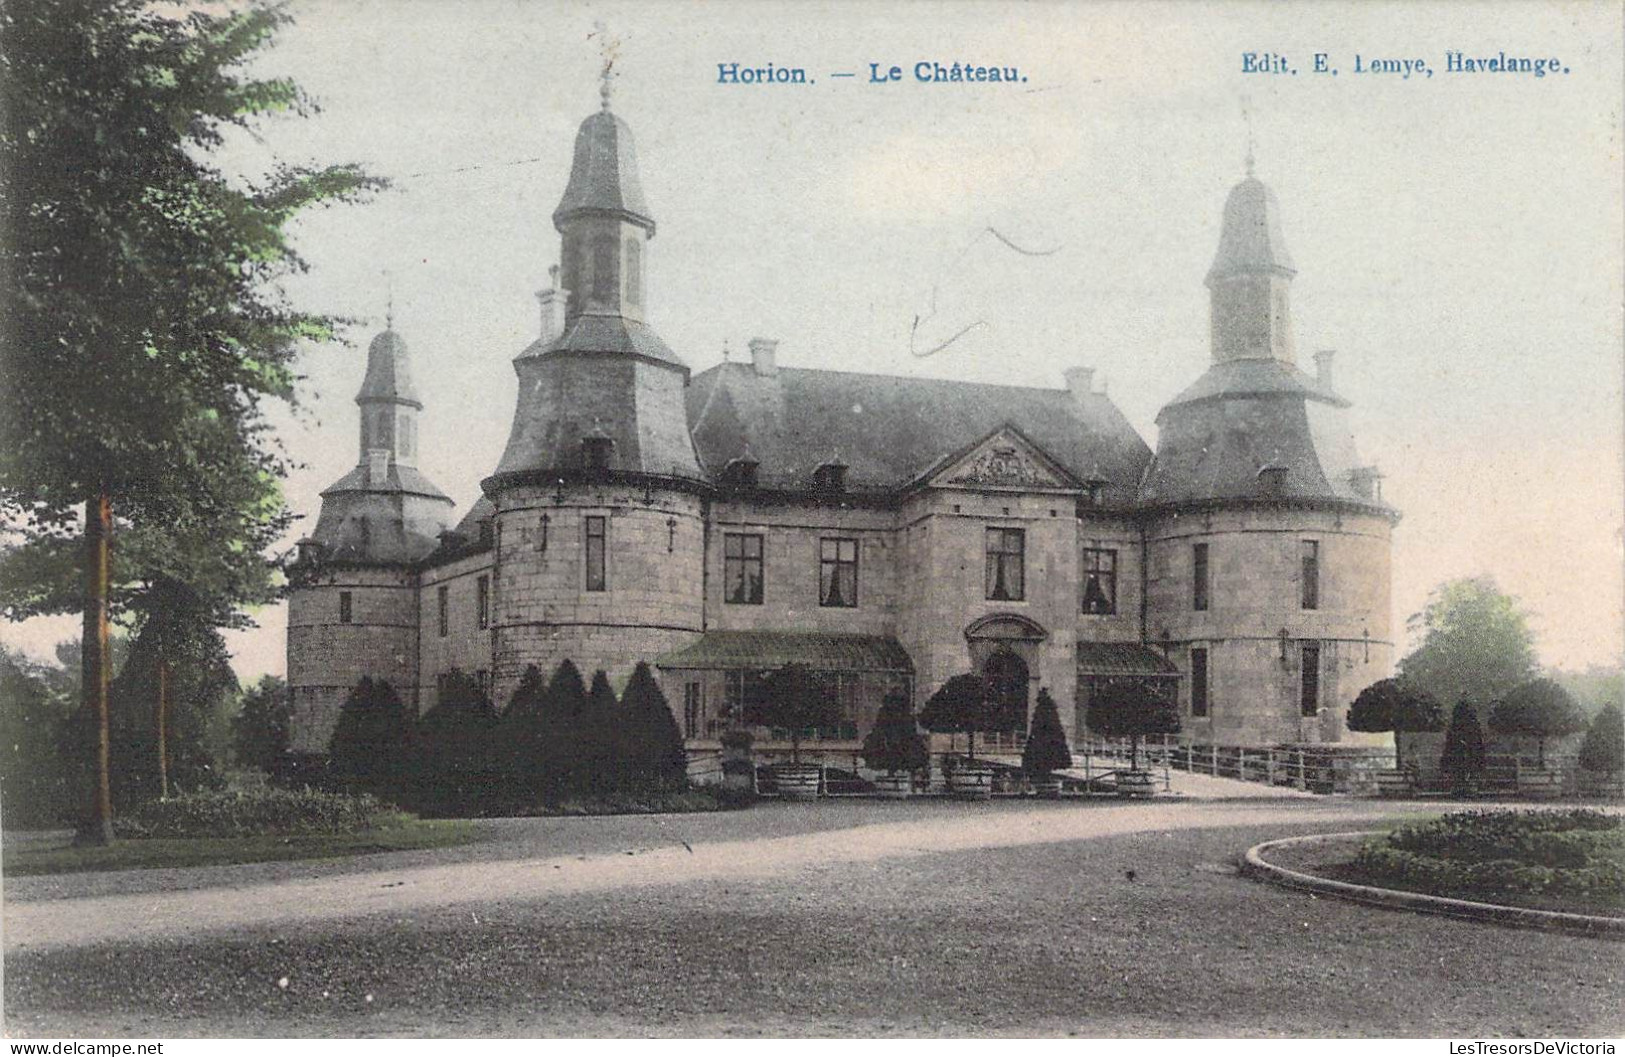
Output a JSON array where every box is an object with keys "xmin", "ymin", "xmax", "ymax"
[{"xmin": 286, "ymin": 91, "xmax": 1399, "ymax": 763}]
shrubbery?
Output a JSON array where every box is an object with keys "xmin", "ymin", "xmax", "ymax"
[
  {"xmin": 113, "ymin": 787, "xmax": 408, "ymax": 839},
  {"xmin": 1355, "ymin": 809, "xmax": 1624, "ymax": 908},
  {"xmin": 326, "ymin": 660, "xmax": 699, "ymax": 817}
]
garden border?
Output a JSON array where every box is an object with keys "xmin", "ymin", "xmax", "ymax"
[{"xmin": 1241, "ymin": 831, "xmax": 1625, "ymax": 938}]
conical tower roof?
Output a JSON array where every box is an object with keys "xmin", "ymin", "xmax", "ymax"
[
  {"xmin": 356, "ymin": 327, "xmax": 422, "ymax": 408},
  {"xmin": 551, "ymin": 106, "xmax": 654, "ymax": 234},
  {"xmin": 1205, "ymin": 175, "xmax": 1295, "ymax": 285}
]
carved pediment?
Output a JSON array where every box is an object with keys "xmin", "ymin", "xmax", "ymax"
[{"xmin": 932, "ymin": 428, "xmax": 1073, "ymax": 491}]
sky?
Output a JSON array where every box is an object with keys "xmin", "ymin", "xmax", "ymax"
[{"xmin": 4, "ymin": 0, "xmax": 1622, "ymax": 680}]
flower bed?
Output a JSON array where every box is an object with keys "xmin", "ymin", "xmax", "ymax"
[{"xmin": 1351, "ymin": 810, "xmax": 1624, "ymax": 915}]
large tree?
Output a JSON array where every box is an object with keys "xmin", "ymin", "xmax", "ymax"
[
  {"xmin": 1396, "ymin": 577, "xmax": 1539, "ymax": 719},
  {"xmin": 0, "ymin": 0, "xmax": 381, "ymax": 842}
]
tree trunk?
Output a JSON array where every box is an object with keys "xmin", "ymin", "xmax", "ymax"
[
  {"xmin": 968, "ymin": 730, "xmax": 977, "ymax": 762},
  {"xmin": 156, "ymin": 650, "xmax": 170, "ymax": 800},
  {"xmin": 1130, "ymin": 733, "xmax": 1140, "ymax": 772},
  {"xmin": 76, "ymin": 485, "xmax": 114, "ymax": 846}
]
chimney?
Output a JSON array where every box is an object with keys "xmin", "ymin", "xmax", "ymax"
[
  {"xmin": 536, "ymin": 265, "xmax": 565, "ymax": 343},
  {"xmin": 1063, "ymin": 366, "xmax": 1096, "ymax": 399},
  {"xmin": 367, "ymin": 448, "xmax": 391, "ymax": 485},
  {"xmin": 748, "ymin": 337, "xmax": 779, "ymax": 377},
  {"xmin": 1313, "ymin": 349, "xmax": 1336, "ymax": 389}
]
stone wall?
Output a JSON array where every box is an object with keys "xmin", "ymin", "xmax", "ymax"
[
  {"xmin": 1144, "ymin": 505, "xmax": 1394, "ymax": 745},
  {"xmin": 285, "ymin": 566, "xmax": 419, "ymax": 755},
  {"xmin": 706, "ymin": 500, "xmax": 898, "ymax": 634},
  {"xmin": 491, "ymin": 482, "xmax": 705, "ymax": 702},
  {"xmin": 416, "ymin": 551, "xmax": 497, "ymax": 711}
]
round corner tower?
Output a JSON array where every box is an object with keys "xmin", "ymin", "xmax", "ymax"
[
  {"xmin": 482, "ymin": 86, "xmax": 708, "ymax": 704},
  {"xmin": 1139, "ymin": 163, "xmax": 1399, "ymax": 747},
  {"xmin": 286, "ymin": 325, "xmax": 455, "ymax": 754}
]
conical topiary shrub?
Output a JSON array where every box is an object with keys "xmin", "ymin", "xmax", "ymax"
[
  {"xmin": 1440, "ymin": 700, "xmax": 1487, "ymax": 795},
  {"xmin": 619, "ymin": 662, "xmax": 687, "ymax": 790},
  {"xmin": 544, "ymin": 660, "xmax": 589, "ymax": 795},
  {"xmin": 1022, "ymin": 687, "xmax": 1072, "ymax": 787},
  {"xmin": 583, "ymin": 669, "xmax": 619, "ymax": 792},
  {"xmin": 1578, "ymin": 703, "xmax": 1623, "ymax": 776},
  {"xmin": 498, "ymin": 664, "xmax": 551, "ymax": 805},
  {"xmin": 328, "ymin": 676, "xmax": 413, "ymax": 800},
  {"xmin": 414, "ymin": 668, "xmax": 499, "ymax": 815},
  {"xmin": 861, "ymin": 691, "xmax": 928, "ymax": 777}
]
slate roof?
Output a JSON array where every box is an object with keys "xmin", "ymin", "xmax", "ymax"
[
  {"xmin": 656, "ymin": 629, "xmax": 914, "ymax": 672},
  {"xmin": 322, "ymin": 462, "xmax": 451, "ymax": 502},
  {"xmin": 552, "ymin": 109, "xmax": 654, "ymax": 233},
  {"xmin": 513, "ymin": 312, "xmax": 686, "ymax": 370},
  {"xmin": 1207, "ymin": 176, "xmax": 1295, "ymax": 283},
  {"xmin": 1140, "ymin": 360, "xmax": 1387, "ymax": 509},
  {"xmin": 1077, "ymin": 642, "xmax": 1180, "ymax": 677},
  {"xmin": 686, "ymin": 363, "xmax": 1152, "ymax": 503},
  {"xmin": 356, "ymin": 328, "xmax": 422, "ymax": 407}
]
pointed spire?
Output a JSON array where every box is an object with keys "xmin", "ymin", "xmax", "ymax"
[{"xmin": 1241, "ymin": 95, "xmax": 1256, "ymax": 177}]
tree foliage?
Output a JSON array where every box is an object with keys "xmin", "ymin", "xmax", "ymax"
[
  {"xmin": 617, "ymin": 661, "xmax": 686, "ymax": 789},
  {"xmin": 1577, "ymin": 704, "xmax": 1623, "ymax": 775},
  {"xmin": 327, "ymin": 677, "xmax": 412, "ymax": 796},
  {"xmin": 1489, "ymin": 677, "xmax": 1588, "ymax": 766},
  {"xmin": 917, "ymin": 673, "xmax": 1002, "ymax": 760},
  {"xmin": 581, "ymin": 669, "xmax": 618, "ymax": 793},
  {"xmin": 0, "ymin": 645, "xmax": 75, "ymax": 828},
  {"xmin": 233, "ymin": 674, "xmax": 290, "ymax": 774},
  {"xmin": 1439, "ymin": 700, "xmax": 1487, "ymax": 793},
  {"xmin": 861, "ymin": 691, "xmax": 928, "ymax": 775},
  {"xmin": 1397, "ymin": 578, "xmax": 1539, "ymax": 717},
  {"xmin": 1021, "ymin": 687, "xmax": 1072, "ymax": 776},
  {"xmin": 413, "ymin": 669, "xmax": 499, "ymax": 815},
  {"xmin": 0, "ymin": 0, "xmax": 383, "ymax": 838},
  {"xmin": 745, "ymin": 663, "xmax": 841, "ymax": 764},
  {"xmin": 1347, "ymin": 677, "xmax": 1442, "ymax": 769},
  {"xmin": 498, "ymin": 663, "xmax": 551, "ymax": 802},
  {"xmin": 1085, "ymin": 678, "xmax": 1181, "ymax": 770}
]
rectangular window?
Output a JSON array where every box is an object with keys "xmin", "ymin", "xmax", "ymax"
[
  {"xmin": 1192, "ymin": 542, "xmax": 1209, "ymax": 611},
  {"xmin": 683, "ymin": 681, "xmax": 702, "ymax": 740},
  {"xmin": 1301, "ymin": 540, "xmax": 1320, "ymax": 610},
  {"xmin": 985, "ymin": 528, "xmax": 1026, "ymax": 601},
  {"xmin": 585, "ymin": 516, "xmax": 607, "ymax": 592},
  {"xmin": 339, "ymin": 591, "xmax": 353, "ymax": 624},
  {"xmin": 1190, "ymin": 647, "xmax": 1209, "ymax": 718},
  {"xmin": 476, "ymin": 575, "xmax": 490, "ymax": 630},
  {"xmin": 1301, "ymin": 643, "xmax": 1321, "ymax": 716},
  {"xmin": 437, "ymin": 585, "xmax": 448, "ymax": 637},
  {"xmin": 1082, "ymin": 548, "xmax": 1117, "ymax": 615},
  {"xmin": 819, "ymin": 537, "xmax": 858, "ymax": 608},
  {"xmin": 724, "ymin": 533, "xmax": 764, "ymax": 604}
]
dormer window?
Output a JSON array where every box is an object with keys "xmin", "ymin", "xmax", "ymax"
[
  {"xmin": 1256, "ymin": 465, "xmax": 1288, "ymax": 498},
  {"xmin": 721, "ymin": 459, "xmax": 759, "ymax": 490},
  {"xmin": 813, "ymin": 462, "xmax": 847, "ymax": 494},
  {"xmin": 295, "ymin": 538, "xmax": 325, "ymax": 567},
  {"xmin": 582, "ymin": 436, "xmax": 614, "ymax": 474},
  {"xmin": 1081, "ymin": 479, "xmax": 1107, "ymax": 507}
]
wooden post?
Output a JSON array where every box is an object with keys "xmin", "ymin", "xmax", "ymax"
[
  {"xmin": 1211, "ymin": 743, "xmax": 1219, "ymax": 776},
  {"xmin": 77, "ymin": 485, "xmax": 115, "ymax": 846},
  {"xmin": 1266, "ymin": 749, "xmax": 1276, "ymax": 786},
  {"xmin": 1294, "ymin": 749, "xmax": 1306, "ymax": 790}
]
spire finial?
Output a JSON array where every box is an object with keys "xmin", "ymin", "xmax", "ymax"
[
  {"xmin": 384, "ymin": 269, "xmax": 394, "ymax": 329},
  {"xmin": 1241, "ymin": 95, "xmax": 1256, "ymax": 177},
  {"xmin": 594, "ymin": 20, "xmax": 616, "ymax": 110}
]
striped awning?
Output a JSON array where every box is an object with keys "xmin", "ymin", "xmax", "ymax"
[
  {"xmin": 656, "ymin": 630, "xmax": 913, "ymax": 673},
  {"xmin": 1077, "ymin": 641, "xmax": 1180, "ymax": 677}
]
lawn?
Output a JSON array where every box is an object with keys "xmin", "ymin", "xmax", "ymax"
[
  {"xmin": 2, "ymin": 820, "xmax": 480, "ymax": 876},
  {"xmin": 5, "ymin": 812, "xmax": 1619, "ymax": 1037}
]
